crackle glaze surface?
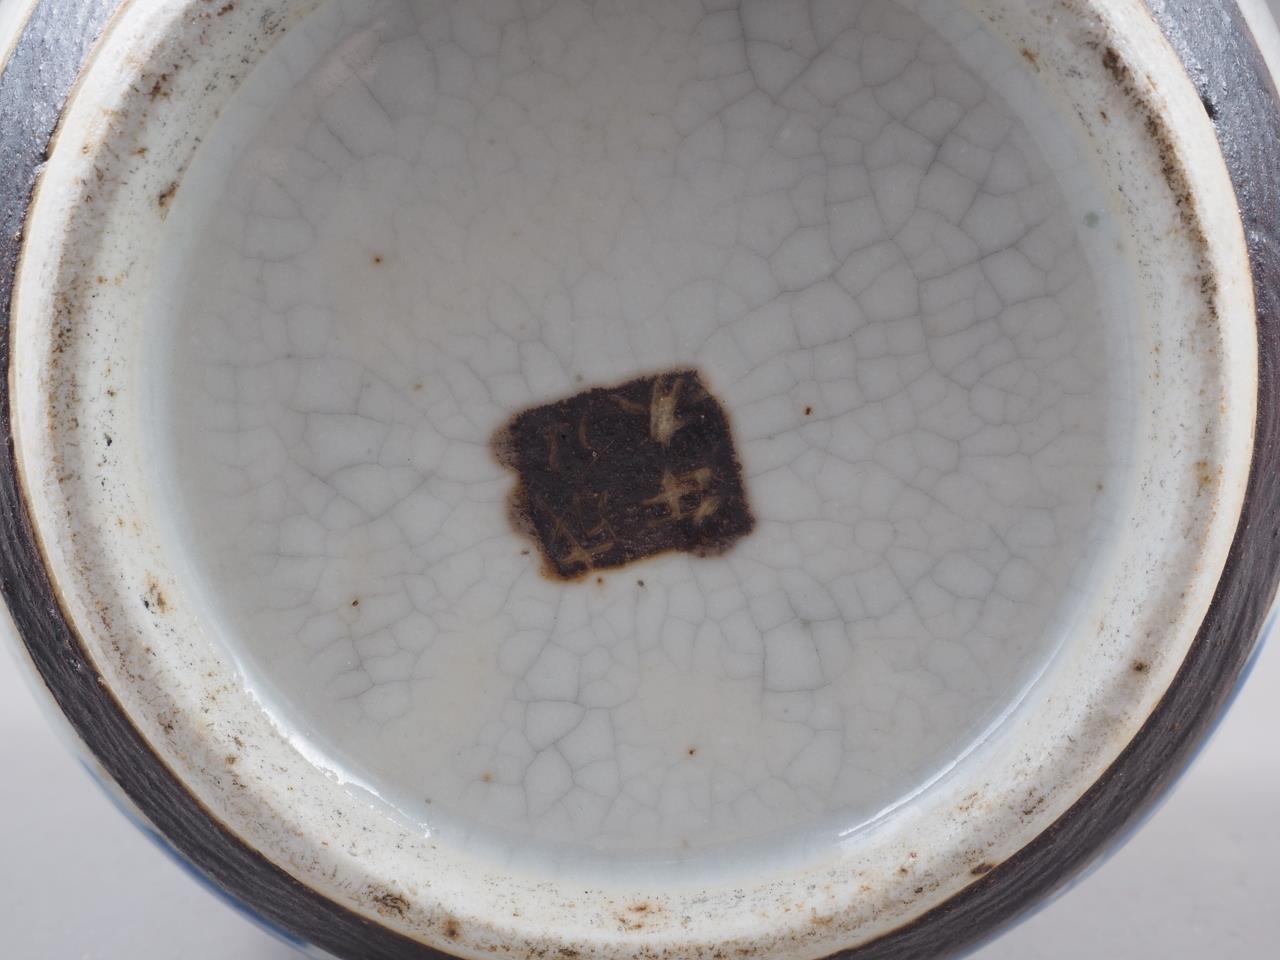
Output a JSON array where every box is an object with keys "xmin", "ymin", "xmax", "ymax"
[
  {"xmin": 8, "ymin": 0, "xmax": 1258, "ymax": 954},
  {"xmin": 156, "ymin": 0, "xmax": 1121, "ymax": 867}
]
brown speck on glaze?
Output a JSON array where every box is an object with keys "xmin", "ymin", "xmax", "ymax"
[
  {"xmin": 492, "ymin": 369, "xmax": 754, "ymax": 580},
  {"xmin": 367, "ymin": 888, "xmax": 410, "ymax": 919},
  {"xmin": 146, "ymin": 73, "xmax": 172, "ymax": 101},
  {"xmin": 1020, "ymin": 47, "xmax": 1039, "ymax": 69},
  {"xmin": 143, "ymin": 577, "xmax": 169, "ymax": 613},
  {"xmin": 157, "ymin": 181, "xmax": 178, "ymax": 211},
  {"xmin": 970, "ymin": 862, "xmax": 995, "ymax": 876},
  {"xmin": 1131, "ymin": 659, "xmax": 1150, "ymax": 673},
  {"xmin": 442, "ymin": 917, "xmax": 461, "ymax": 940},
  {"xmin": 1194, "ymin": 459, "xmax": 1220, "ymax": 495}
]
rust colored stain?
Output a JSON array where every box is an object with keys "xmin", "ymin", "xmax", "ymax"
[
  {"xmin": 143, "ymin": 576, "xmax": 169, "ymax": 613},
  {"xmin": 493, "ymin": 369, "xmax": 754, "ymax": 580},
  {"xmin": 157, "ymin": 181, "xmax": 178, "ymax": 211},
  {"xmin": 368, "ymin": 889, "xmax": 409, "ymax": 919}
]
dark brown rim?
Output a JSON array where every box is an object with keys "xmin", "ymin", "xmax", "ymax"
[{"xmin": 2, "ymin": 2, "xmax": 1277, "ymax": 958}]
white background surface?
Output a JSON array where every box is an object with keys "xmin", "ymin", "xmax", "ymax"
[{"xmin": 3, "ymin": 0, "xmax": 1280, "ymax": 957}]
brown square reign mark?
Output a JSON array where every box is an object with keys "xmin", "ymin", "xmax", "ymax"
[{"xmin": 492, "ymin": 369, "xmax": 754, "ymax": 580}]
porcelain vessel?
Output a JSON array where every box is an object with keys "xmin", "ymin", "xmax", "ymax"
[{"xmin": 2, "ymin": 1, "xmax": 1279, "ymax": 957}]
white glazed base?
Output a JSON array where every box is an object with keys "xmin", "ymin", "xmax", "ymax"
[
  {"xmin": 7, "ymin": 0, "xmax": 1256, "ymax": 956},
  {"xmin": 153, "ymin": 0, "xmax": 1125, "ymax": 876}
]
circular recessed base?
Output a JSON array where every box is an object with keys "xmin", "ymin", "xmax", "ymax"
[{"xmin": 152, "ymin": 0, "xmax": 1128, "ymax": 882}]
